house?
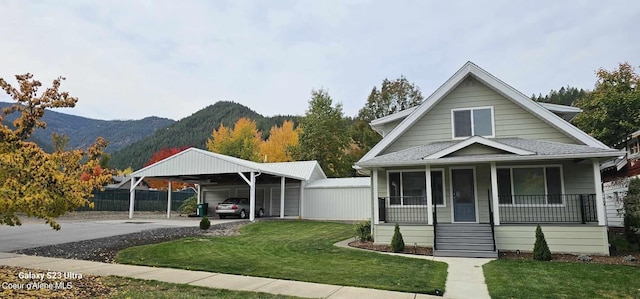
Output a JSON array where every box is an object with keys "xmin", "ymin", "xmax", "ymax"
[
  {"xmin": 601, "ymin": 129, "xmax": 640, "ymax": 227},
  {"xmin": 106, "ymin": 175, "xmax": 151, "ymax": 190},
  {"xmin": 127, "ymin": 148, "xmax": 371, "ymax": 221},
  {"xmin": 355, "ymin": 62, "xmax": 623, "ymax": 257}
]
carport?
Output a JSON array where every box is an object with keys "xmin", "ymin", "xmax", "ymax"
[{"xmin": 128, "ymin": 148, "xmax": 326, "ymax": 221}]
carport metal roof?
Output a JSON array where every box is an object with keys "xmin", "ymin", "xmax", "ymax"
[
  {"xmin": 131, "ymin": 148, "xmax": 326, "ymax": 182},
  {"xmin": 127, "ymin": 148, "xmax": 326, "ymax": 221}
]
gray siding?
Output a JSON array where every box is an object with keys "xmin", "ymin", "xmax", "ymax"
[
  {"xmin": 495, "ymin": 225, "xmax": 608, "ymax": 255},
  {"xmin": 373, "ymin": 224, "xmax": 609, "ymax": 255},
  {"xmin": 384, "ymin": 76, "xmax": 577, "ymax": 154},
  {"xmin": 374, "ymin": 224, "xmax": 434, "ymax": 247}
]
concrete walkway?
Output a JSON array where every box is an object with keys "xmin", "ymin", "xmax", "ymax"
[
  {"xmin": 334, "ymin": 239, "xmax": 493, "ymax": 299},
  {"xmin": 0, "ymin": 252, "xmax": 441, "ymax": 299}
]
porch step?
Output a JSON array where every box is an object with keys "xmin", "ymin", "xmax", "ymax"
[
  {"xmin": 433, "ymin": 249, "xmax": 498, "ymax": 258},
  {"xmin": 434, "ymin": 223, "xmax": 496, "ymax": 258}
]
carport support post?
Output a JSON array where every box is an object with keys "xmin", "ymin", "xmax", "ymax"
[
  {"xmin": 129, "ymin": 177, "xmax": 135, "ymax": 219},
  {"xmin": 250, "ymin": 172, "xmax": 256, "ymax": 222},
  {"xmin": 280, "ymin": 176, "xmax": 285, "ymax": 218},
  {"xmin": 300, "ymin": 181, "xmax": 305, "ymax": 218},
  {"xmin": 167, "ymin": 181, "xmax": 172, "ymax": 219},
  {"xmin": 128, "ymin": 176, "xmax": 145, "ymax": 219}
]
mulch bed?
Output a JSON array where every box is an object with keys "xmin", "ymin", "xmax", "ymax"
[
  {"xmin": 349, "ymin": 240, "xmax": 640, "ymax": 266},
  {"xmin": 349, "ymin": 240, "xmax": 433, "ymax": 255}
]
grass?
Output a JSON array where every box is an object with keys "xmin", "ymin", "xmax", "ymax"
[
  {"xmin": 116, "ymin": 221, "xmax": 447, "ymax": 294},
  {"xmin": 484, "ymin": 259, "xmax": 640, "ymax": 299},
  {"xmin": 103, "ymin": 276, "xmax": 301, "ymax": 299}
]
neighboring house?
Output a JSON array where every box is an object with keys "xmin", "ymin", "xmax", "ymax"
[
  {"xmin": 355, "ymin": 62, "xmax": 623, "ymax": 257},
  {"xmin": 601, "ymin": 129, "xmax": 640, "ymax": 227},
  {"xmin": 107, "ymin": 175, "xmax": 151, "ymax": 190}
]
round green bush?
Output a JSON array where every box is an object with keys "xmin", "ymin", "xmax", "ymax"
[{"xmin": 200, "ymin": 216, "xmax": 211, "ymax": 230}]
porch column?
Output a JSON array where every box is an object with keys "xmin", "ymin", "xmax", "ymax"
[
  {"xmin": 299, "ymin": 181, "xmax": 305, "ymax": 218},
  {"xmin": 490, "ymin": 162, "xmax": 501, "ymax": 225},
  {"xmin": 592, "ymin": 159, "xmax": 606, "ymax": 225},
  {"xmin": 425, "ymin": 165, "xmax": 433, "ymax": 225},
  {"xmin": 280, "ymin": 176, "xmax": 285, "ymax": 218},
  {"xmin": 372, "ymin": 169, "xmax": 379, "ymax": 225},
  {"xmin": 167, "ymin": 181, "xmax": 172, "ymax": 219}
]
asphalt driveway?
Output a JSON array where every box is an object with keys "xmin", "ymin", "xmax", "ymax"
[{"xmin": 0, "ymin": 218, "xmax": 238, "ymax": 252}]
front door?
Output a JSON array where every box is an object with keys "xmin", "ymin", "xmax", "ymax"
[{"xmin": 452, "ymin": 168, "xmax": 476, "ymax": 222}]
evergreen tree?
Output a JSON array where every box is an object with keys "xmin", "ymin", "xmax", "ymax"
[
  {"xmin": 296, "ymin": 89, "xmax": 351, "ymax": 177},
  {"xmin": 391, "ymin": 223, "xmax": 405, "ymax": 253},
  {"xmin": 352, "ymin": 76, "xmax": 424, "ymax": 155},
  {"xmin": 533, "ymin": 224, "xmax": 552, "ymax": 261}
]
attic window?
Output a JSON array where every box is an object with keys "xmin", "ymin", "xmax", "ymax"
[{"xmin": 452, "ymin": 107, "xmax": 494, "ymax": 139}]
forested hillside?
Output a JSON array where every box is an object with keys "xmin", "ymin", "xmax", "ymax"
[
  {"xmin": 0, "ymin": 102, "xmax": 174, "ymax": 153},
  {"xmin": 109, "ymin": 101, "xmax": 300, "ymax": 170}
]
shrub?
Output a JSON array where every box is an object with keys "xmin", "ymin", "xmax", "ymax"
[
  {"xmin": 354, "ymin": 220, "xmax": 372, "ymax": 242},
  {"xmin": 390, "ymin": 223, "xmax": 404, "ymax": 253},
  {"xmin": 200, "ymin": 216, "xmax": 211, "ymax": 230},
  {"xmin": 623, "ymin": 178, "xmax": 640, "ymax": 246},
  {"xmin": 179, "ymin": 196, "xmax": 198, "ymax": 214},
  {"xmin": 533, "ymin": 224, "xmax": 552, "ymax": 261}
]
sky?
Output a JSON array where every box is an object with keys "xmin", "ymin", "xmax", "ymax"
[{"xmin": 0, "ymin": 1, "xmax": 638, "ymax": 121}]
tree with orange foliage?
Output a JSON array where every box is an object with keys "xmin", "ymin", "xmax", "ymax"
[
  {"xmin": 207, "ymin": 117, "xmax": 262, "ymax": 161},
  {"xmin": 0, "ymin": 74, "xmax": 112, "ymax": 230},
  {"xmin": 144, "ymin": 146, "xmax": 192, "ymax": 190},
  {"xmin": 260, "ymin": 120, "xmax": 300, "ymax": 162}
]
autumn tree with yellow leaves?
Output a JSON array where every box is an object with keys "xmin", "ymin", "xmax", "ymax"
[
  {"xmin": 0, "ymin": 74, "xmax": 112, "ymax": 230},
  {"xmin": 207, "ymin": 117, "xmax": 262, "ymax": 161},
  {"xmin": 260, "ymin": 120, "xmax": 300, "ymax": 162}
]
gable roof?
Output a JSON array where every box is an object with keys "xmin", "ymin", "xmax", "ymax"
[
  {"xmin": 358, "ymin": 137, "xmax": 622, "ymax": 168},
  {"xmin": 131, "ymin": 148, "xmax": 326, "ymax": 181},
  {"xmin": 358, "ymin": 61, "xmax": 610, "ymax": 164},
  {"xmin": 422, "ymin": 136, "xmax": 535, "ymax": 159}
]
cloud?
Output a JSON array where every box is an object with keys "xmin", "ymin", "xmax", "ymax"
[{"xmin": 0, "ymin": 1, "xmax": 638, "ymax": 121}]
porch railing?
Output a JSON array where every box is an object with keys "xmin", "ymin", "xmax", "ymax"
[
  {"xmin": 498, "ymin": 194, "xmax": 597, "ymax": 224},
  {"xmin": 379, "ymin": 194, "xmax": 598, "ymax": 224},
  {"xmin": 378, "ymin": 197, "xmax": 428, "ymax": 223}
]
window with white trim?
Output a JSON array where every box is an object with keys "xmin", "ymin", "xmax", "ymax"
[
  {"xmin": 388, "ymin": 170, "xmax": 445, "ymax": 206},
  {"xmin": 497, "ymin": 166, "xmax": 563, "ymax": 205},
  {"xmin": 452, "ymin": 107, "xmax": 494, "ymax": 138}
]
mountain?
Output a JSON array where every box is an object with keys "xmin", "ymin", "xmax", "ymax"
[
  {"xmin": 0, "ymin": 102, "xmax": 175, "ymax": 153},
  {"xmin": 109, "ymin": 101, "xmax": 300, "ymax": 170}
]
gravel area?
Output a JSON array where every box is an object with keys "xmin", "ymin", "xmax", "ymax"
[{"xmin": 15, "ymin": 221, "xmax": 249, "ymax": 263}]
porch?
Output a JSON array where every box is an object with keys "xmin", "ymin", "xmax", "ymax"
[{"xmin": 368, "ymin": 160, "xmax": 610, "ymax": 257}]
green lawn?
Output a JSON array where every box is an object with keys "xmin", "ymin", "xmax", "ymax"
[
  {"xmin": 116, "ymin": 221, "xmax": 447, "ymax": 295},
  {"xmin": 484, "ymin": 259, "xmax": 640, "ymax": 299},
  {"xmin": 103, "ymin": 276, "xmax": 302, "ymax": 299}
]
